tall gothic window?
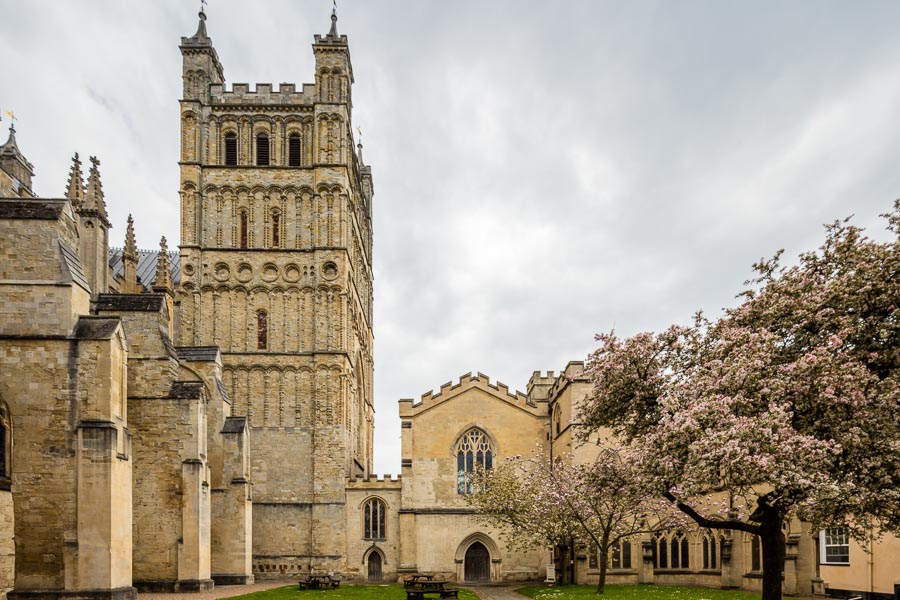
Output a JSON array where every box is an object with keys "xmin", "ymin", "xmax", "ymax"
[
  {"xmin": 702, "ymin": 532, "xmax": 720, "ymax": 570},
  {"xmin": 257, "ymin": 310, "xmax": 268, "ymax": 350},
  {"xmin": 456, "ymin": 428, "xmax": 493, "ymax": 495},
  {"xmin": 224, "ymin": 132, "xmax": 238, "ymax": 165},
  {"xmin": 239, "ymin": 210, "xmax": 249, "ymax": 249},
  {"xmin": 363, "ymin": 497, "xmax": 386, "ymax": 540},
  {"xmin": 750, "ymin": 534, "xmax": 762, "ymax": 572},
  {"xmin": 288, "ymin": 133, "xmax": 302, "ymax": 167},
  {"xmin": 256, "ymin": 132, "xmax": 270, "ymax": 166}
]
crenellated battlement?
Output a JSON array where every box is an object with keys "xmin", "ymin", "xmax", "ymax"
[
  {"xmin": 209, "ymin": 82, "xmax": 318, "ymax": 106},
  {"xmin": 347, "ymin": 473, "xmax": 401, "ymax": 486},
  {"xmin": 399, "ymin": 371, "xmax": 543, "ymax": 417}
]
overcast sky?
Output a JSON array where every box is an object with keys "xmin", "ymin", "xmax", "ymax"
[{"xmin": 3, "ymin": 1, "xmax": 899, "ymax": 474}]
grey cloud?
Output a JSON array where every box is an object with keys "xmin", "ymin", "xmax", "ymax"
[{"xmin": 3, "ymin": 1, "xmax": 900, "ymax": 474}]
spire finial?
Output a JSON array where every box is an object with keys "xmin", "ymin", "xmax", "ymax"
[
  {"xmin": 65, "ymin": 153, "xmax": 86, "ymax": 208},
  {"xmin": 124, "ymin": 214, "xmax": 138, "ymax": 259},
  {"xmin": 328, "ymin": 1, "xmax": 339, "ymax": 38},
  {"xmin": 152, "ymin": 236, "xmax": 173, "ymax": 295},
  {"xmin": 84, "ymin": 155, "xmax": 109, "ymax": 221},
  {"xmin": 356, "ymin": 125, "xmax": 364, "ymax": 164}
]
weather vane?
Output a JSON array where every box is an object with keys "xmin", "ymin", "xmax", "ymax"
[{"xmin": 200, "ymin": 0, "xmax": 207, "ymax": 15}]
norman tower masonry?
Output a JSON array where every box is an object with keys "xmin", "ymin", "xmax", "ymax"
[{"xmin": 175, "ymin": 9, "xmax": 375, "ymax": 576}]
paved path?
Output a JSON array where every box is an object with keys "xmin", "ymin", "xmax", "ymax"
[
  {"xmin": 138, "ymin": 580, "xmax": 294, "ymax": 600},
  {"xmin": 464, "ymin": 584, "xmax": 529, "ymax": 600}
]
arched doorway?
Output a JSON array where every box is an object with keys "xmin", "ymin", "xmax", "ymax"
[
  {"xmin": 367, "ymin": 551, "xmax": 383, "ymax": 582},
  {"xmin": 464, "ymin": 542, "xmax": 490, "ymax": 582}
]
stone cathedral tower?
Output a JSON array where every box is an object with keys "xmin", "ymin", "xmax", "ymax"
[{"xmin": 176, "ymin": 9, "xmax": 375, "ymax": 574}]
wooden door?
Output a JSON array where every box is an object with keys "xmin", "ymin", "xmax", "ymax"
[
  {"xmin": 367, "ymin": 551, "xmax": 383, "ymax": 582},
  {"xmin": 464, "ymin": 542, "xmax": 490, "ymax": 582}
]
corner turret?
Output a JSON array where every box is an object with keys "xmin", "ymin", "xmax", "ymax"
[
  {"xmin": 313, "ymin": 9, "xmax": 354, "ymax": 106},
  {"xmin": 0, "ymin": 124, "xmax": 35, "ymax": 198},
  {"xmin": 180, "ymin": 8, "xmax": 225, "ymax": 102}
]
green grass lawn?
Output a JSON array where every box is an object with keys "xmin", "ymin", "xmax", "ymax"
[
  {"xmin": 516, "ymin": 585, "xmax": 761, "ymax": 600},
  {"xmin": 226, "ymin": 584, "xmax": 480, "ymax": 600}
]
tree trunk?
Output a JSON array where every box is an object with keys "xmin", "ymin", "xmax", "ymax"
[
  {"xmin": 596, "ymin": 548, "xmax": 609, "ymax": 594},
  {"xmin": 759, "ymin": 515, "xmax": 786, "ymax": 600}
]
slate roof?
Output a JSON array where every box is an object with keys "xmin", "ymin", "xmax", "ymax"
[
  {"xmin": 60, "ymin": 240, "xmax": 90, "ymax": 291},
  {"xmin": 176, "ymin": 347, "xmax": 220, "ymax": 362},
  {"xmin": 94, "ymin": 294, "xmax": 166, "ymax": 313},
  {"xmin": 72, "ymin": 316, "xmax": 121, "ymax": 340},
  {"xmin": 108, "ymin": 248, "xmax": 180, "ymax": 291}
]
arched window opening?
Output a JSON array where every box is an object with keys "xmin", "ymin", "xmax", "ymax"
[
  {"xmin": 224, "ymin": 132, "xmax": 238, "ymax": 166},
  {"xmin": 750, "ymin": 534, "xmax": 761, "ymax": 572},
  {"xmin": 456, "ymin": 428, "xmax": 493, "ymax": 495},
  {"xmin": 653, "ymin": 532, "xmax": 668, "ymax": 569},
  {"xmin": 0, "ymin": 403, "xmax": 10, "ymax": 486},
  {"xmin": 271, "ymin": 211, "xmax": 281, "ymax": 248},
  {"xmin": 611, "ymin": 539, "xmax": 631, "ymax": 569},
  {"xmin": 702, "ymin": 532, "xmax": 719, "ymax": 570},
  {"xmin": 257, "ymin": 310, "xmax": 268, "ymax": 350},
  {"xmin": 239, "ymin": 210, "xmax": 249, "ymax": 249},
  {"xmin": 363, "ymin": 497, "xmax": 386, "ymax": 540},
  {"xmin": 289, "ymin": 133, "xmax": 302, "ymax": 167},
  {"xmin": 256, "ymin": 132, "xmax": 270, "ymax": 166}
]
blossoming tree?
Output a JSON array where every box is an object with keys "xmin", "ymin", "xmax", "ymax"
[
  {"xmin": 467, "ymin": 446, "xmax": 673, "ymax": 593},
  {"xmin": 577, "ymin": 205, "xmax": 900, "ymax": 600}
]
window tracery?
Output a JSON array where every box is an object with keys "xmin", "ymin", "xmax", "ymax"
[{"xmin": 456, "ymin": 428, "xmax": 493, "ymax": 495}]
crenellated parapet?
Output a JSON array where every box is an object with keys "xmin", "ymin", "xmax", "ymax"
[
  {"xmin": 399, "ymin": 372, "xmax": 542, "ymax": 419},
  {"xmin": 209, "ymin": 82, "xmax": 318, "ymax": 106}
]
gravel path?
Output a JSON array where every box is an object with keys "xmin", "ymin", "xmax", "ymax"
[
  {"xmin": 464, "ymin": 585, "xmax": 529, "ymax": 600},
  {"xmin": 137, "ymin": 580, "xmax": 294, "ymax": 600}
]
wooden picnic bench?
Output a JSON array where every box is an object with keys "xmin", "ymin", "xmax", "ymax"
[
  {"xmin": 404, "ymin": 578, "xmax": 458, "ymax": 600},
  {"xmin": 298, "ymin": 574, "xmax": 341, "ymax": 590}
]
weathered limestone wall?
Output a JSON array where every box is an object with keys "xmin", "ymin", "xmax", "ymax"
[
  {"xmin": 0, "ymin": 491, "xmax": 12, "ymax": 600},
  {"xmin": 211, "ymin": 417, "xmax": 252, "ymax": 584},
  {"xmin": 129, "ymin": 387, "xmax": 211, "ymax": 590},
  {"xmin": 1, "ymin": 338, "xmax": 75, "ymax": 592}
]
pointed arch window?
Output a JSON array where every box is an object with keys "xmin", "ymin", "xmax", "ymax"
[
  {"xmin": 224, "ymin": 132, "xmax": 238, "ymax": 166},
  {"xmin": 257, "ymin": 310, "xmax": 268, "ymax": 350},
  {"xmin": 288, "ymin": 133, "xmax": 302, "ymax": 167},
  {"xmin": 750, "ymin": 534, "xmax": 761, "ymax": 572},
  {"xmin": 256, "ymin": 132, "xmax": 270, "ymax": 166},
  {"xmin": 456, "ymin": 428, "xmax": 493, "ymax": 495},
  {"xmin": 363, "ymin": 497, "xmax": 386, "ymax": 540},
  {"xmin": 702, "ymin": 531, "xmax": 721, "ymax": 570}
]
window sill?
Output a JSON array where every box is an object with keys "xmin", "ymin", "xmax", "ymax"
[
  {"xmin": 820, "ymin": 562, "xmax": 850, "ymax": 567},
  {"xmin": 653, "ymin": 569, "xmax": 692, "ymax": 575}
]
